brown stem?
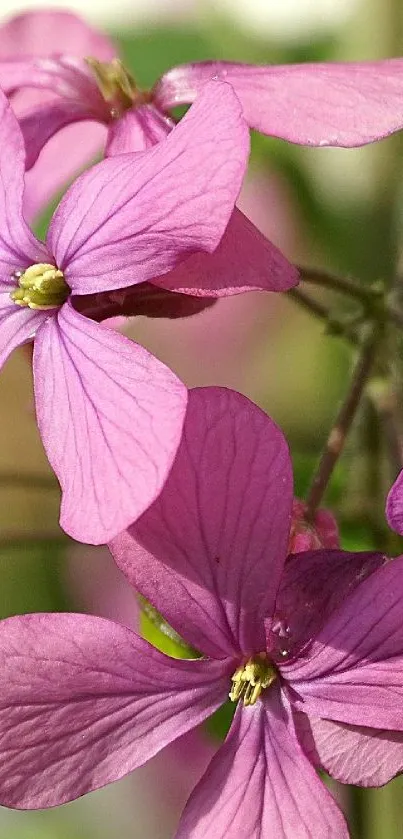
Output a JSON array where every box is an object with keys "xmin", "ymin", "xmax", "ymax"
[
  {"xmin": 298, "ymin": 265, "xmax": 381, "ymax": 306},
  {"xmin": 305, "ymin": 328, "xmax": 379, "ymax": 519},
  {"xmin": 288, "ymin": 288, "xmax": 359, "ymax": 345}
]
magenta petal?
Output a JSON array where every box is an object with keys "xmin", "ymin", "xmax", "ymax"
[
  {"xmin": 283, "ymin": 556, "xmax": 403, "ymax": 729},
  {"xmin": 176, "ymin": 689, "xmax": 348, "ymax": 839},
  {"xmin": 20, "ymin": 99, "xmax": 101, "ymax": 170},
  {"xmin": 272, "ymin": 548, "xmax": 386, "ymax": 657},
  {"xmin": 110, "ymin": 387, "xmax": 293, "ymax": 659},
  {"xmin": 0, "ymin": 89, "xmax": 48, "ymax": 271},
  {"xmin": 0, "ymin": 296, "xmax": 47, "ymax": 369},
  {"xmin": 155, "ymin": 59, "xmax": 403, "ymax": 147},
  {"xmin": 33, "ymin": 301, "xmax": 187, "ymax": 544},
  {"xmin": 23, "ymin": 121, "xmax": 107, "ymax": 225},
  {"xmin": 295, "ymin": 711, "xmax": 403, "ymax": 787},
  {"xmin": 386, "ymin": 470, "xmax": 403, "ymax": 535},
  {"xmin": 0, "ymin": 11, "xmax": 114, "ymax": 223},
  {"xmin": 0, "ymin": 612, "xmax": 231, "ymax": 808},
  {"xmin": 0, "ymin": 11, "xmax": 115, "ymax": 60},
  {"xmin": 153, "ymin": 207, "xmax": 298, "ymax": 296},
  {"xmin": 48, "ymin": 80, "xmax": 250, "ymax": 295},
  {"xmin": 106, "ymin": 103, "xmax": 175, "ymax": 155}
]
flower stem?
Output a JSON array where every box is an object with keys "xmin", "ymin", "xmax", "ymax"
[
  {"xmin": 305, "ymin": 328, "xmax": 380, "ymax": 519},
  {"xmin": 288, "ymin": 288, "xmax": 359, "ymax": 345},
  {"xmin": 297, "ymin": 265, "xmax": 382, "ymax": 306}
]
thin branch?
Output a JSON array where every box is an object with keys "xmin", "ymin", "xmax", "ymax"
[
  {"xmin": 298, "ymin": 265, "xmax": 381, "ymax": 306},
  {"xmin": 305, "ymin": 328, "xmax": 380, "ymax": 519},
  {"xmin": 288, "ymin": 288, "xmax": 359, "ymax": 345}
]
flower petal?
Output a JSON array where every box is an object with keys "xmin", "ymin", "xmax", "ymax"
[
  {"xmin": 0, "ymin": 612, "xmax": 231, "ymax": 808},
  {"xmin": 155, "ymin": 59, "xmax": 403, "ymax": 147},
  {"xmin": 20, "ymin": 99, "xmax": 102, "ymax": 170},
  {"xmin": 295, "ymin": 711, "xmax": 403, "ymax": 787},
  {"xmin": 0, "ymin": 56, "xmax": 104, "ymax": 102},
  {"xmin": 0, "ymin": 10, "xmax": 115, "ymax": 61},
  {"xmin": 33, "ymin": 301, "xmax": 187, "ymax": 544},
  {"xmin": 23, "ymin": 121, "xmax": 107, "ymax": 225},
  {"xmin": 282, "ymin": 556, "xmax": 403, "ymax": 729},
  {"xmin": 153, "ymin": 207, "xmax": 298, "ymax": 296},
  {"xmin": 0, "ymin": 10, "xmax": 115, "ymax": 223},
  {"xmin": 73, "ymin": 284, "xmax": 216, "ymax": 321},
  {"xmin": 0, "ymin": 294, "xmax": 48, "ymax": 369},
  {"xmin": 110, "ymin": 387, "xmax": 293, "ymax": 659},
  {"xmin": 106, "ymin": 103, "xmax": 175, "ymax": 155},
  {"xmin": 176, "ymin": 688, "xmax": 348, "ymax": 839},
  {"xmin": 0, "ymin": 89, "xmax": 48, "ymax": 272},
  {"xmin": 271, "ymin": 548, "xmax": 386, "ymax": 658},
  {"xmin": 386, "ymin": 470, "xmax": 403, "ymax": 535},
  {"xmin": 47, "ymin": 80, "xmax": 250, "ymax": 295}
]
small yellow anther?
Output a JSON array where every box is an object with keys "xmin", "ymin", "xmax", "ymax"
[
  {"xmin": 11, "ymin": 263, "xmax": 69, "ymax": 310},
  {"xmin": 229, "ymin": 655, "xmax": 276, "ymax": 707}
]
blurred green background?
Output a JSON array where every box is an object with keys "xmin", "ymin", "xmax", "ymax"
[{"xmin": 1, "ymin": 0, "xmax": 403, "ymax": 836}]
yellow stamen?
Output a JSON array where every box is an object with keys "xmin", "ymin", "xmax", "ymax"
[
  {"xmin": 86, "ymin": 57, "xmax": 151, "ymax": 117},
  {"xmin": 11, "ymin": 263, "xmax": 69, "ymax": 310},
  {"xmin": 229, "ymin": 655, "xmax": 277, "ymax": 707}
]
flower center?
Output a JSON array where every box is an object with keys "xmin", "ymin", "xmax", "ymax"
[
  {"xmin": 11, "ymin": 263, "xmax": 69, "ymax": 310},
  {"xmin": 229, "ymin": 654, "xmax": 277, "ymax": 707},
  {"xmin": 86, "ymin": 57, "xmax": 152, "ymax": 118}
]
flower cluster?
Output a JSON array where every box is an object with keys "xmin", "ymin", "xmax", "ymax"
[{"xmin": 1, "ymin": 9, "xmax": 403, "ymax": 839}]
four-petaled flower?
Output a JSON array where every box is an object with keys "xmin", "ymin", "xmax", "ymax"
[
  {"xmin": 0, "ymin": 77, "xmax": 297, "ymax": 544},
  {"xmin": 4, "ymin": 10, "xmax": 403, "ymax": 220},
  {"xmin": 0, "ymin": 387, "xmax": 398, "ymax": 838}
]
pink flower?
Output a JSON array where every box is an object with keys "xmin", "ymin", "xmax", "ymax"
[
  {"xmin": 0, "ymin": 79, "xmax": 297, "ymax": 544},
  {"xmin": 3, "ymin": 9, "xmax": 403, "ymax": 219},
  {"xmin": 0, "ymin": 387, "xmax": 394, "ymax": 838}
]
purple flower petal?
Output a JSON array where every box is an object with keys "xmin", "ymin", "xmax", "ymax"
[
  {"xmin": 106, "ymin": 103, "xmax": 175, "ymax": 155},
  {"xmin": 272, "ymin": 548, "xmax": 386, "ymax": 657},
  {"xmin": 155, "ymin": 59, "xmax": 403, "ymax": 147},
  {"xmin": 0, "ymin": 56, "xmax": 104, "ymax": 102},
  {"xmin": 20, "ymin": 99, "xmax": 103, "ymax": 170},
  {"xmin": 23, "ymin": 121, "xmax": 107, "ymax": 225},
  {"xmin": 74, "ymin": 283, "xmax": 216, "ymax": 321},
  {"xmin": 110, "ymin": 387, "xmax": 293, "ymax": 659},
  {"xmin": 0, "ymin": 10, "xmax": 115, "ymax": 223},
  {"xmin": 0, "ymin": 11, "xmax": 116, "ymax": 60},
  {"xmin": 33, "ymin": 301, "xmax": 187, "ymax": 544},
  {"xmin": 0, "ymin": 89, "xmax": 48, "ymax": 272},
  {"xmin": 153, "ymin": 207, "xmax": 299, "ymax": 296},
  {"xmin": 295, "ymin": 711, "xmax": 403, "ymax": 787},
  {"xmin": 282, "ymin": 556, "xmax": 403, "ymax": 729},
  {"xmin": 47, "ymin": 80, "xmax": 249, "ymax": 295},
  {"xmin": 0, "ymin": 296, "xmax": 47, "ymax": 369},
  {"xmin": 0, "ymin": 612, "xmax": 231, "ymax": 808},
  {"xmin": 386, "ymin": 470, "xmax": 403, "ymax": 535},
  {"xmin": 176, "ymin": 688, "xmax": 348, "ymax": 839}
]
